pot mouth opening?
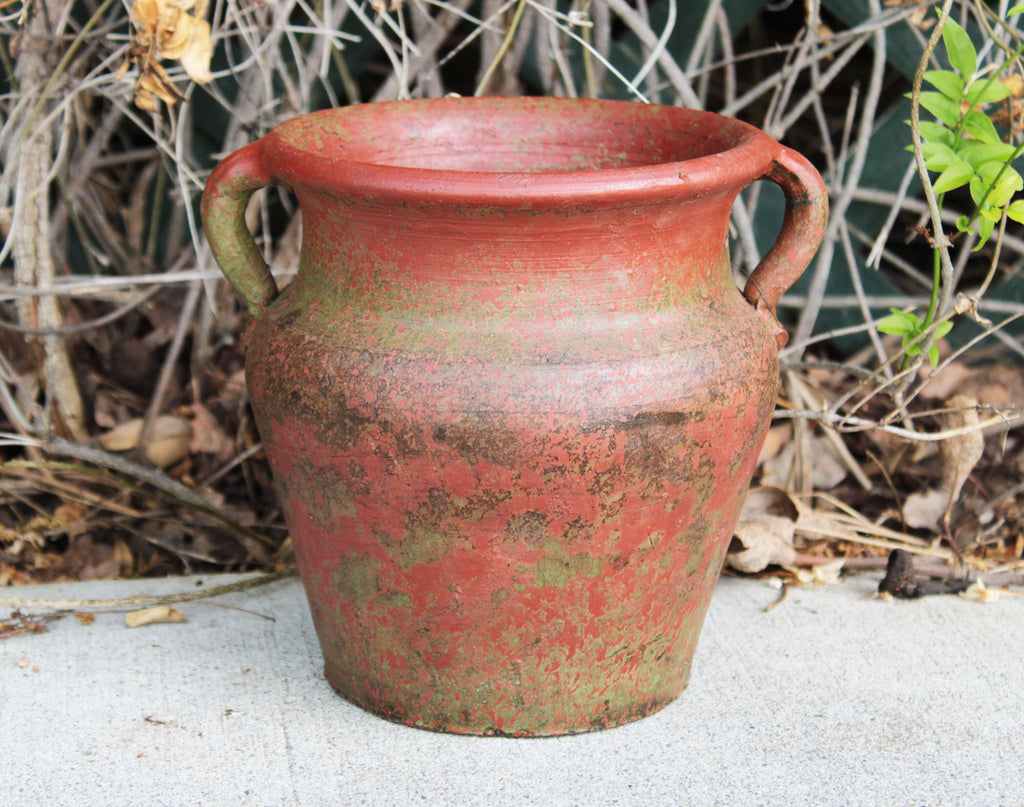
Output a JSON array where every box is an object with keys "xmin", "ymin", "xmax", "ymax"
[{"xmin": 264, "ymin": 97, "xmax": 776, "ymax": 204}]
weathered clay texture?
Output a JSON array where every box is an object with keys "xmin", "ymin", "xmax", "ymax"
[{"xmin": 202, "ymin": 97, "xmax": 828, "ymax": 736}]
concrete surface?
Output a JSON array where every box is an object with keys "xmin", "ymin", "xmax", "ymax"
[{"xmin": 1, "ymin": 571, "xmax": 1022, "ymax": 806}]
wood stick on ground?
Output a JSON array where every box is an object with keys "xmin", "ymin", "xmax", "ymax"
[{"xmin": 0, "ymin": 568, "xmax": 298, "ymax": 612}]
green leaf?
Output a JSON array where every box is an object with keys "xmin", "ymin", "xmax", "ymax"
[
  {"xmin": 976, "ymin": 215, "xmax": 995, "ymax": 249},
  {"xmin": 989, "ymin": 169, "xmax": 1023, "ymax": 207},
  {"xmin": 942, "ymin": 18, "xmax": 977, "ymax": 78},
  {"xmin": 932, "ymin": 160, "xmax": 975, "ymax": 194},
  {"xmin": 1010, "ymin": 2, "xmax": 1024, "ymax": 14},
  {"xmin": 878, "ymin": 318, "xmax": 910, "ymax": 337},
  {"xmin": 924, "ymin": 69, "xmax": 965, "ymax": 100},
  {"xmin": 997, "ymin": 165, "xmax": 1023, "ymax": 189},
  {"xmin": 980, "ymin": 205, "xmax": 1003, "ymax": 222},
  {"xmin": 969, "ymin": 175, "xmax": 990, "ymax": 206},
  {"xmin": 934, "ymin": 321, "xmax": 954, "ymax": 339},
  {"xmin": 916, "ymin": 120, "xmax": 956, "ymax": 146},
  {"xmin": 956, "ymin": 141, "xmax": 1018, "ymax": 168},
  {"xmin": 976, "ymin": 161, "xmax": 1004, "ymax": 183},
  {"xmin": 961, "ymin": 110, "xmax": 1001, "ymax": 144},
  {"xmin": 877, "ymin": 310, "xmax": 920, "ymax": 336},
  {"xmin": 925, "ymin": 156, "xmax": 954, "ymax": 172},
  {"xmin": 917, "ymin": 92, "xmax": 962, "ymax": 127},
  {"xmin": 975, "ymin": 161, "xmax": 1021, "ymax": 190},
  {"xmin": 964, "ymin": 80, "xmax": 1013, "ymax": 105},
  {"xmin": 921, "ymin": 141, "xmax": 958, "ymax": 171},
  {"xmin": 956, "ymin": 213, "xmax": 971, "ymax": 231},
  {"xmin": 928, "ymin": 344, "xmax": 941, "ymax": 366},
  {"xmin": 1006, "ymin": 199, "xmax": 1024, "ymax": 223}
]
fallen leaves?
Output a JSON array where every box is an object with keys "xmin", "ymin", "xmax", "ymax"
[
  {"xmin": 738, "ymin": 355, "xmax": 1024, "ymax": 594},
  {"xmin": 1, "ymin": 501, "xmax": 88, "ymax": 553},
  {"xmin": 117, "ymin": 0, "xmax": 214, "ymax": 110},
  {"xmin": 97, "ymin": 406, "xmax": 236, "ymax": 469},
  {"xmin": 726, "ymin": 486, "xmax": 853, "ymax": 581}
]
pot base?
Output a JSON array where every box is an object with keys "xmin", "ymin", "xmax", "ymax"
[{"xmin": 323, "ymin": 661, "xmax": 691, "ymax": 737}]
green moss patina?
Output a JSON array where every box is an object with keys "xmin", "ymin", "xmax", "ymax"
[
  {"xmin": 397, "ymin": 521, "xmax": 454, "ymax": 571},
  {"xmin": 379, "ymin": 590, "xmax": 413, "ymax": 609},
  {"xmin": 331, "ymin": 554, "xmax": 380, "ymax": 607},
  {"xmin": 534, "ymin": 539, "xmax": 603, "ymax": 589}
]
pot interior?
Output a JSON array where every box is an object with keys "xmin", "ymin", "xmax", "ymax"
[{"xmin": 274, "ymin": 98, "xmax": 758, "ymax": 175}]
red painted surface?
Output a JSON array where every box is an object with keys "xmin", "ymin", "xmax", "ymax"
[{"xmin": 202, "ymin": 98, "xmax": 827, "ymax": 736}]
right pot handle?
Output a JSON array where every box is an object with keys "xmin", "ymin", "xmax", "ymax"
[
  {"xmin": 201, "ymin": 141, "xmax": 280, "ymax": 317},
  {"xmin": 742, "ymin": 146, "xmax": 829, "ymax": 348}
]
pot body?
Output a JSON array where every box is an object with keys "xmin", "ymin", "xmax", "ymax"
[{"xmin": 202, "ymin": 98, "xmax": 827, "ymax": 736}]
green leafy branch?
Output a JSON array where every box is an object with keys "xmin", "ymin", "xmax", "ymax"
[
  {"xmin": 883, "ymin": 9, "xmax": 1024, "ymax": 367},
  {"xmin": 916, "ymin": 17, "xmax": 1024, "ymax": 245},
  {"xmin": 877, "ymin": 308, "xmax": 953, "ymax": 367}
]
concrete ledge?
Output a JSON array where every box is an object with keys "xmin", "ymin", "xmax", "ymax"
[{"xmin": 2, "ymin": 572, "xmax": 1021, "ymax": 805}]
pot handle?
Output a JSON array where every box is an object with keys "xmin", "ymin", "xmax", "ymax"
[
  {"xmin": 742, "ymin": 146, "xmax": 829, "ymax": 348},
  {"xmin": 200, "ymin": 141, "xmax": 279, "ymax": 316}
]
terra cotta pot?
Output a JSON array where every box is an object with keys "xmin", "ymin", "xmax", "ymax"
[{"xmin": 201, "ymin": 97, "xmax": 827, "ymax": 736}]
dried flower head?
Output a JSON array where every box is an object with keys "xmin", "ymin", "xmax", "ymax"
[{"xmin": 117, "ymin": 0, "xmax": 213, "ymax": 110}]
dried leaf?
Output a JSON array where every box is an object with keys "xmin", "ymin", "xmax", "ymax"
[
  {"xmin": 783, "ymin": 558, "xmax": 845, "ymax": 586},
  {"xmin": 903, "ymin": 488, "xmax": 949, "ymax": 531},
  {"xmin": 137, "ymin": 66, "xmax": 184, "ymax": 107},
  {"xmin": 98, "ymin": 418, "xmax": 144, "ymax": 451},
  {"xmin": 760, "ymin": 434, "xmax": 847, "ymax": 490},
  {"xmin": 188, "ymin": 403, "xmax": 235, "ymax": 461},
  {"xmin": 960, "ymin": 579, "xmax": 999, "ymax": 603},
  {"xmin": 792, "ymin": 502, "xmax": 857, "ymax": 542},
  {"xmin": 727, "ymin": 487, "xmax": 799, "ymax": 573},
  {"xmin": 921, "ymin": 362, "xmax": 1024, "ymax": 411},
  {"xmin": 98, "ymin": 415, "xmax": 192, "ymax": 468},
  {"xmin": 757, "ymin": 423, "xmax": 792, "ymax": 466},
  {"xmin": 179, "ymin": 19, "xmax": 213, "ymax": 83},
  {"xmin": 125, "ymin": 605, "xmax": 186, "ymax": 627},
  {"xmin": 744, "ymin": 486, "xmax": 800, "ymax": 520},
  {"xmin": 918, "ymin": 361, "xmax": 973, "ymax": 400},
  {"xmin": 1002, "ymin": 74, "xmax": 1024, "ymax": 99},
  {"xmin": 903, "ymin": 395, "xmax": 985, "ymax": 531},
  {"xmin": 122, "ymin": 0, "xmax": 213, "ymax": 109},
  {"xmin": 938, "ymin": 397, "xmax": 984, "ymax": 504},
  {"xmin": 144, "ymin": 416, "xmax": 192, "ymax": 468}
]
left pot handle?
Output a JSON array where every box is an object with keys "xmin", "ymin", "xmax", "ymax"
[
  {"xmin": 742, "ymin": 146, "xmax": 829, "ymax": 348},
  {"xmin": 201, "ymin": 141, "xmax": 279, "ymax": 316}
]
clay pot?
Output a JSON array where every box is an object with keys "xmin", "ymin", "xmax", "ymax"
[{"xmin": 202, "ymin": 97, "xmax": 827, "ymax": 736}]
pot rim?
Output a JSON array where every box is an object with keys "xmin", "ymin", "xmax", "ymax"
[{"xmin": 259, "ymin": 97, "xmax": 782, "ymax": 208}]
